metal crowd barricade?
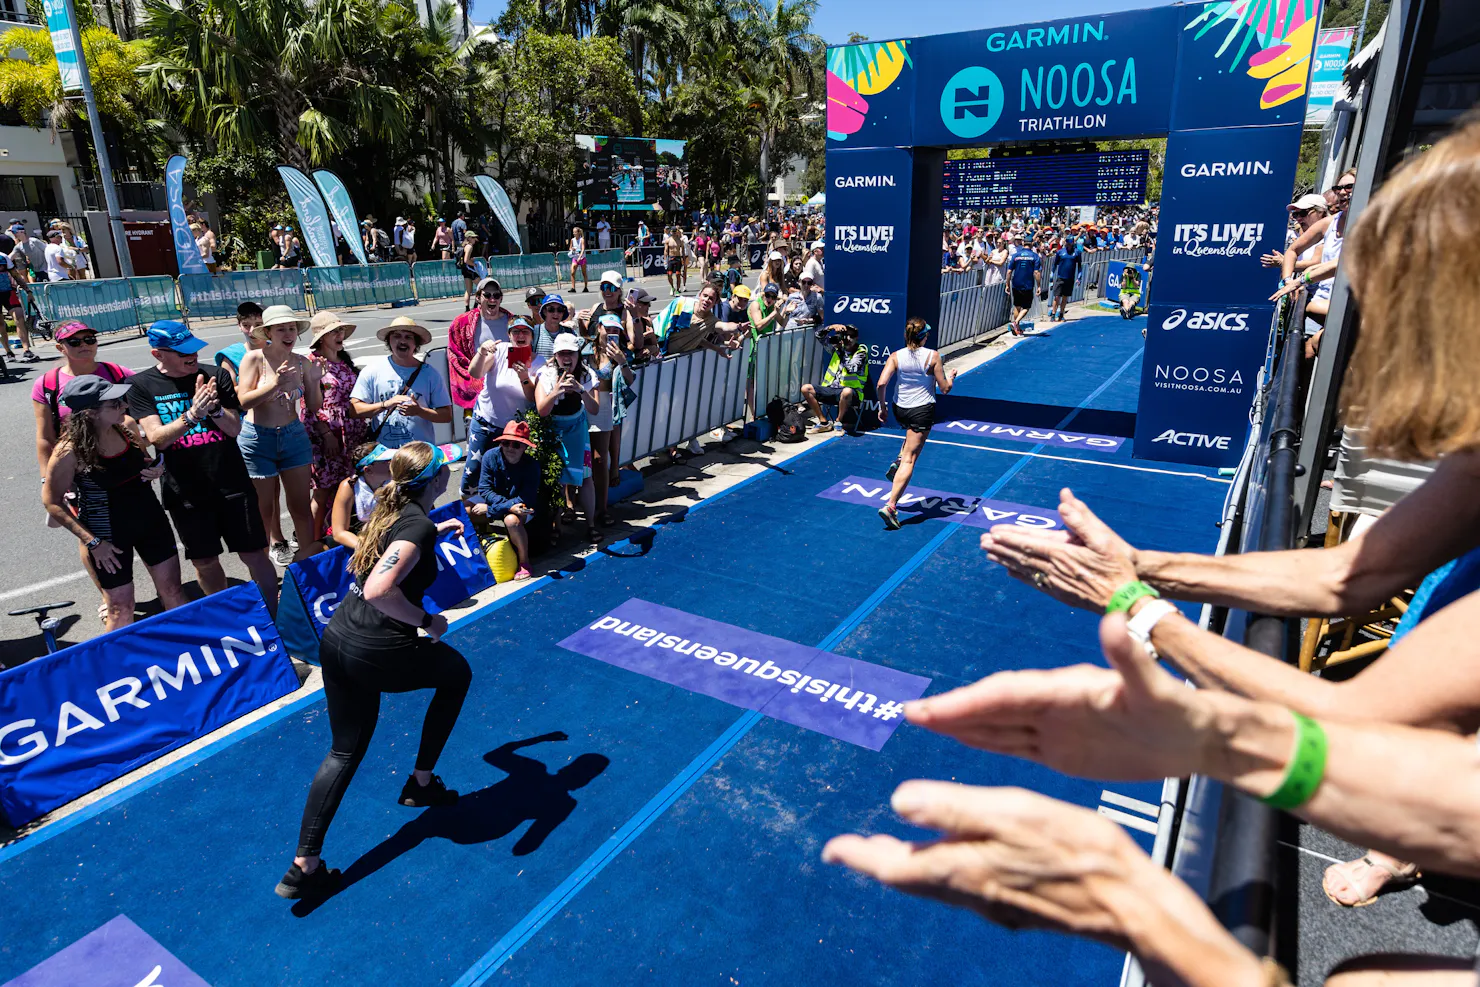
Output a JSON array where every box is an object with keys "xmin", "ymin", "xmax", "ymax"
[
  {"xmin": 617, "ymin": 341, "xmax": 752, "ymax": 465},
  {"xmin": 130, "ymin": 276, "xmax": 183, "ymax": 325},
  {"xmin": 31, "ymin": 278, "xmax": 142, "ymax": 335},
  {"xmin": 934, "ymin": 269, "xmax": 1014, "ymax": 350},
  {"xmin": 180, "ymin": 269, "xmax": 307, "ymax": 320},
  {"xmin": 752, "ymin": 325, "xmax": 831, "ymax": 414},
  {"xmin": 483, "ymin": 253, "xmax": 562, "ymax": 291},
  {"xmin": 412, "ymin": 260, "xmax": 466, "ymax": 300},
  {"xmin": 305, "ymin": 262, "xmax": 415, "ymax": 310}
]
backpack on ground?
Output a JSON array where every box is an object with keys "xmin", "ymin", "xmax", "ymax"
[
  {"xmin": 765, "ymin": 396, "xmax": 786, "ymax": 434},
  {"xmin": 776, "ymin": 402, "xmax": 809, "ymax": 443}
]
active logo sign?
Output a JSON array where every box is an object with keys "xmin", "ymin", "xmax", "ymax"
[
  {"xmin": 558, "ymin": 599, "xmax": 931, "ymax": 751},
  {"xmin": 1161, "ymin": 308, "xmax": 1251, "ymax": 331},
  {"xmin": 818, "ymin": 475, "xmax": 1064, "ymax": 531},
  {"xmin": 1152, "ymin": 429, "xmax": 1232, "ymax": 449}
]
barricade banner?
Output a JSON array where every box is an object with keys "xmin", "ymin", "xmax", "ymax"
[
  {"xmin": 282, "ymin": 501, "xmax": 495, "ymax": 662},
  {"xmin": 306, "ymin": 262, "xmax": 414, "ymax": 309},
  {"xmin": 557, "ymin": 248, "xmax": 626, "ymax": 277},
  {"xmin": 180, "ymin": 270, "xmax": 306, "ymax": 320},
  {"xmin": 32, "ymin": 278, "xmax": 137, "ymax": 334},
  {"xmin": 637, "ymin": 245, "xmax": 666, "ymax": 277},
  {"xmin": 129, "ymin": 275, "xmax": 183, "ymax": 325},
  {"xmin": 0, "ymin": 584, "xmax": 298, "ymax": 827},
  {"xmin": 413, "ymin": 260, "xmax": 466, "ymax": 300},
  {"xmin": 483, "ymin": 253, "xmax": 561, "ymax": 291}
]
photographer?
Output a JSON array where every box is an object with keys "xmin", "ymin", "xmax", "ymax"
[{"xmin": 801, "ymin": 324, "xmax": 868, "ymax": 435}]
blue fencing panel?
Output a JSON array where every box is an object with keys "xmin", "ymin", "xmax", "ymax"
[
  {"xmin": 129, "ymin": 275, "xmax": 183, "ymax": 325},
  {"xmin": 484, "ymin": 252, "xmax": 561, "ymax": 291},
  {"xmin": 412, "ymin": 259, "xmax": 466, "ymax": 300},
  {"xmin": 0, "ymin": 584, "xmax": 298, "ymax": 826},
  {"xmin": 180, "ymin": 270, "xmax": 307, "ymax": 320},
  {"xmin": 306, "ymin": 262, "xmax": 415, "ymax": 309},
  {"xmin": 555, "ymin": 247, "xmax": 626, "ymax": 278},
  {"xmin": 31, "ymin": 278, "xmax": 138, "ymax": 334}
]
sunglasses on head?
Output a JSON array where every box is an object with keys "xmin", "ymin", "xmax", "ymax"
[{"xmin": 63, "ymin": 335, "xmax": 98, "ymax": 347}]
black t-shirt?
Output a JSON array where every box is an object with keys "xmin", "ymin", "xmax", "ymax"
[
  {"xmin": 334, "ymin": 501, "xmax": 440, "ymax": 640},
  {"xmin": 127, "ymin": 364, "xmax": 252, "ymax": 509}
]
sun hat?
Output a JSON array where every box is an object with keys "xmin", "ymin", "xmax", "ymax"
[
  {"xmin": 260, "ymin": 304, "xmax": 308, "ymax": 332},
  {"xmin": 599, "ymin": 270, "xmax": 624, "ymax": 287},
  {"xmin": 147, "ymin": 320, "xmax": 207, "ymax": 354},
  {"xmin": 376, "ymin": 315, "xmax": 432, "ymax": 345},
  {"xmin": 309, "ymin": 310, "xmax": 357, "ymax": 347},
  {"xmin": 54, "ymin": 321, "xmax": 93, "ymax": 341},
  {"xmin": 356, "ymin": 443, "xmax": 396, "ymax": 471},
  {"xmin": 496, "ymin": 420, "xmax": 536, "ymax": 449},
  {"xmin": 540, "ymin": 293, "xmax": 569, "ymax": 315},
  {"xmin": 60, "ymin": 374, "xmax": 132, "ymax": 411},
  {"xmin": 1288, "ymin": 193, "xmax": 1329, "ymax": 213},
  {"xmin": 551, "ymin": 332, "xmax": 581, "ymax": 354}
]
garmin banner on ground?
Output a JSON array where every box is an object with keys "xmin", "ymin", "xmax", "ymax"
[
  {"xmin": 559, "ymin": 599, "xmax": 932, "ymax": 751},
  {"xmin": 818, "ymin": 476, "xmax": 1064, "ymax": 531},
  {"xmin": 279, "ymin": 501, "xmax": 496, "ymax": 663},
  {"xmin": 312, "ymin": 169, "xmax": 369, "ymax": 265},
  {"xmin": 0, "ymin": 584, "xmax": 298, "ymax": 827},
  {"xmin": 2, "ymin": 914, "xmax": 212, "ymax": 987},
  {"xmin": 277, "ymin": 165, "xmax": 338, "ymax": 269},
  {"xmin": 826, "ymin": 3, "xmax": 1318, "ymax": 467},
  {"xmin": 474, "ymin": 176, "xmax": 522, "ymax": 253},
  {"xmin": 164, "ymin": 155, "xmax": 208, "ymax": 276}
]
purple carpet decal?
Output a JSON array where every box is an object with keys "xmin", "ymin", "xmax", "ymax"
[
  {"xmin": 817, "ymin": 475, "xmax": 1064, "ymax": 531},
  {"xmin": 938, "ymin": 418, "xmax": 1125, "ymax": 452},
  {"xmin": 557, "ymin": 599, "xmax": 930, "ymax": 751},
  {"xmin": 3, "ymin": 915, "xmax": 211, "ymax": 987}
]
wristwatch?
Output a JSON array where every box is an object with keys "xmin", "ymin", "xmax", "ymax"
[
  {"xmin": 85, "ymin": 536, "xmax": 101, "ymax": 550},
  {"xmin": 1126, "ymin": 599, "xmax": 1179, "ymax": 659}
]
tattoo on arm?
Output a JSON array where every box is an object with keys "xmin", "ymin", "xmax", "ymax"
[{"xmin": 376, "ymin": 547, "xmax": 401, "ymax": 574}]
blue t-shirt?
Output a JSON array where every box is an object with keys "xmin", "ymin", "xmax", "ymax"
[
  {"xmin": 350, "ymin": 356, "xmax": 451, "ymax": 448},
  {"xmin": 1007, "ymin": 251, "xmax": 1040, "ymax": 291},
  {"xmin": 1053, "ymin": 248, "xmax": 1082, "ymax": 281}
]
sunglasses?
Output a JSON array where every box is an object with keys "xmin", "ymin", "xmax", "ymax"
[
  {"xmin": 63, "ymin": 335, "xmax": 99, "ymax": 347},
  {"xmin": 600, "ymin": 284, "xmax": 619, "ymax": 292},
  {"xmin": 1334, "ymin": 182, "xmax": 1356, "ymax": 192},
  {"xmin": 100, "ymin": 398, "xmax": 125, "ymax": 410},
  {"xmin": 481, "ymin": 291, "xmax": 503, "ymax": 299}
]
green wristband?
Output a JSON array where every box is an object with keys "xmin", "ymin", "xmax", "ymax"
[
  {"xmin": 1261, "ymin": 712, "xmax": 1327, "ymax": 811},
  {"xmin": 1105, "ymin": 580, "xmax": 1159, "ymax": 615}
]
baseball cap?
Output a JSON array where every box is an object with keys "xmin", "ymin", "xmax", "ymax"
[
  {"xmin": 598, "ymin": 312, "xmax": 624, "ymax": 331},
  {"xmin": 475, "ymin": 276, "xmax": 502, "ymax": 295},
  {"xmin": 551, "ymin": 332, "xmax": 581, "ymax": 354},
  {"xmin": 525, "ymin": 286, "xmax": 546, "ymax": 304},
  {"xmin": 6, "ymin": 221, "xmax": 21, "ymax": 233},
  {"xmin": 356, "ymin": 443, "xmax": 397, "ymax": 471},
  {"xmin": 1288, "ymin": 193, "xmax": 1329, "ymax": 213},
  {"xmin": 496, "ymin": 420, "xmax": 536, "ymax": 449},
  {"xmin": 762, "ymin": 282, "xmax": 780, "ymax": 296},
  {"xmin": 147, "ymin": 319, "xmax": 207, "ymax": 354},
  {"xmin": 599, "ymin": 270, "xmax": 623, "ymax": 287},
  {"xmin": 767, "ymin": 250, "xmax": 784, "ymax": 261},
  {"xmin": 59, "ymin": 374, "xmax": 132, "ymax": 411},
  {"xmin": 730, "ymin": 284, "xmax": 753, "ymax": 301},
  {"xmin": 810, "ymin": 240, "xmax": 824, "ymax": 250},
  {"xmin": 540, "ymin": 293, "xmax": 569, "ymax": 313},
  {"xmin": 627, "ymin": 285, "xmax": 657, "ymax": 305},
  {"xmin": 54, "ymin": 320, "xmax": 93, "ymax": 340}
]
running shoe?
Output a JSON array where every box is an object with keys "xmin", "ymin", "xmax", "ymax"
[
  {"xmin": 20, "ymin": 350, "xmax": 37, "ymax": 362},
  {"xmin": 400, "ymin": 773, "xmax": 458, "ymax": 807},
  {"xmin": 809, "ymin": 421, "xmax": 834, "ymax": 434},
  {"xmin": 885, "ymin": 458, "xmax": 901, "ymax": 481},
  {"xmin": 275, "ymin": 861, "xmax": 342, "ymax": 899},
  {"xmin": 878, "ymin": 505, "xmax": 902, "ymax": 531},
  {"xmin": 269, "ymin": 541, "xmax": 294, "ymax": 567}
]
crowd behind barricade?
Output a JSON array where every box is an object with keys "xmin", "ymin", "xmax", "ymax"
[
  {"xmin": 823, "ymin": 123, "xmax": 1475, "ymax": 987},
  {"xmin": 0, "ymin": 217, "xmax": 96, "ymax": 365}
]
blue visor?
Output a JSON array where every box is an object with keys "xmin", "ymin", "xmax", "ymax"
[
  {"xmin": 402, "ymin": 444, "xmax": 449, "ymax": 489},
  {"xmin": 355, "ymin": 443, "xmax": 395, "ymax": 472}
]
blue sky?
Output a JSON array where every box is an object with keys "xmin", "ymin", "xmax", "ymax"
[{"xmin": 468, "ymin": 0, "xmax": 1180, "ymax": 45}]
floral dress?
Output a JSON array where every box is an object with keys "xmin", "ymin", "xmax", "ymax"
[{"xmin": 303, "ymin": 354, "xmax": 366, "ymax": 489}]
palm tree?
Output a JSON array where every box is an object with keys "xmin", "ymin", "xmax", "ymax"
[
  {"xmin": 0, "ymin": 25, "xmax": 141, "ymax": 134},
  {"xmin": 138, "ymin": 0, "xmax": 410, "ymax": 169},
  {"xmin": 740, "ymin": 0, "xmax": 824, "ymax": 99}
]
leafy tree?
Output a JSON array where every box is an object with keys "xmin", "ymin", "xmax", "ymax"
[{"xmin": 0, "ymin": 25, "xmax": 140, "ymax": 131}]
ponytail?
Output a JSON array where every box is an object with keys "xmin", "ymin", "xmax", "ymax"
[{"xmin": 904, "ymin": 317, "xmax": 930, "ymax": 348}]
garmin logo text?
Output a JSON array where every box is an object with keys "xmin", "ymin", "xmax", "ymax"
[
  {"xmin": 987, "ymin": 21, "xmax": 1106, "ymax": 50},
  {"xmin": 0, "ymin": 625, "xmax": 272, "ymax": 766},
  {"xmin": 1153, "ymin": 364, "xmax": 1245, "ymax": 394},
  {"xmin": 1171, "ymin": 222, "xmax": 1264, "ymax": 258},
  {"xmin": 1179, "ymin": 160, "xmax": 1273, "ymax": 178},
  {"xmin": 1161, "ymin": 308, "xmax": 1250, "ymax": 332},
  {"xmin": 833, "ymin": 225, "xmax": 895, "ymax": 254},
  {"xmin": 1153, "ymin": 429, "xmax": 1231, "ymax": 449},
  {"xmin": 834, "ymin": 175, "xmax": 897, "ymax": 188}
]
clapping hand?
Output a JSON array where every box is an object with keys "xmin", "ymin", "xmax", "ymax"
[{"xmin": 189, "ymin": 377, "xmax": 217, "ymax": 420}]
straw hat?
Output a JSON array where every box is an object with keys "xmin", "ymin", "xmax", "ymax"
[
  {"xmin": 308, "ymin": 310, "xmax": 357, "ymax": 347},
  {"xmin": 376, "ymin": 315, "xmax": 432, "ymax": 345},
  {"xmin": 260, "ymin": 304, "xmax": 308, "ymax": 332}
]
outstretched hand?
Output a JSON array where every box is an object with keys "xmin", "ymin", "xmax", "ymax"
[
  {"xmin": 903, "ymin": 613, "xmax": 1208, "ymax": 782},
  {"xmin": 980, "ymin": 488, "xmax": 1139, "ymax": 612}
]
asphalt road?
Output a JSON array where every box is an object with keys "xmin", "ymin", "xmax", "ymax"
[{"xmin": 0, "ymin": 271, "xmax": 700, "ymax": 664}]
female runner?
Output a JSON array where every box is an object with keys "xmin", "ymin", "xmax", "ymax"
[
  {"xmin": 277, "ymin": 441, "xmax": 472, "ymax": 899},
  {"xmin": 874, "ymin": 317, "xmax": 957, "ymax": 531}
]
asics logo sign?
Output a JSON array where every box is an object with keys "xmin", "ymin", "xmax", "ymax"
[
  {"xmin": 832, "ymin": 295, "xmax": 892, "ymax": 315},
  {"xmin": 1161, "ymin": 308, "xmax": 1250, "ymax": 332},
  {"xmin": 1153, "ymin": 429, "xmax": 1231, "ymax": 449}
]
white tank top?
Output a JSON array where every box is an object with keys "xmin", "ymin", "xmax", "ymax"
[
  {"xmin": 1315, "ymin": 211, "xmax": 1344, "ymax": 300},
  {"xmin": 196, "ymin": 233, "xmax": 215, "ymax": 264},
  {"xmin": 894, "ymin": 346, "xmax": 937, "ymax": 408}
]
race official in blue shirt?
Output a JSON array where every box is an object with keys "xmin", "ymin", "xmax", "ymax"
[
  {"xmin": 1005, "ymin": 234, "xmax": 1040, "ymax": 336},
  {"xmin": 1049, "ymin": 241, "xmax": 1083, "ymax": 323}
]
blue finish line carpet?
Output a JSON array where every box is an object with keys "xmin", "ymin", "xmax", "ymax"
[{"xmin": 0, "ymin": 315, "xmax": 1230, "ymax": 986}]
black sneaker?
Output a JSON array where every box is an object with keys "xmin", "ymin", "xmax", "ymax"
[
  {"xmin": 275, "ymin": 861, "xmax": 341, "ymax": 899},
  {"xmin": 400, "ymin": 773, "xmax": 458, "ymax": 807},
  {"xmin": 885, "ymin": 458, "xmax": 901, "ymax": 481}
]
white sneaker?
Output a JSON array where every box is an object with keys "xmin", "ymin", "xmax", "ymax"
[{"xmin": 269, "ymin": 541, "xmax": 294, "ymax": 567}]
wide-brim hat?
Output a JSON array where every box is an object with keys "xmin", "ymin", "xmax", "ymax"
[
  {"xmin": 261, "ymin": 304, "xmax": 308, "ymax": 332},
  {"xmin": 377, "ymin": 315, "xmax": 432, "ymax": 345},
  {"xmin": 309, "ymin": 310, "xmax": 357, "ymax": 347},
  {"xmin": 496, "ymin": 420, "xmax": 536, "ymax": 449}
]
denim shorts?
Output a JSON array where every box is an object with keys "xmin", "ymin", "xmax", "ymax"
[{"xmin": 238, "ymin": 419, "xmax": 313, "ymax": 479}]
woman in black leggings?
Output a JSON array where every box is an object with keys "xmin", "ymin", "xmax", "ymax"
[{"xmin": 277, "ymin": 441, "xmax": 473, "ymax": 899}]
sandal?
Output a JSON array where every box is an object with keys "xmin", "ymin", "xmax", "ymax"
[
  {"xmin": 1322, "ymin": 854, "xmax": 1420, "ymax": 907},
  {"xmin": 599, "ymin": 514, "xmax": 617, "ymax": 527},
  {"xmin": 560, "ymin": 507, "xmax": 578, "ymax": 524},
  {"xmin": 586, "ymin": 527, "xmax": 601, "ymax": 544}
]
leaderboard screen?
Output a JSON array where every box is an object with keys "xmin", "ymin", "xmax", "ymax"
[
  {"xmin": 575, "ymin": 134, "xmax": 688, "ymax": 213},
  {"xmin": 941, "ymin": 150, "xmax": 1148, "ymax": 208}
]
